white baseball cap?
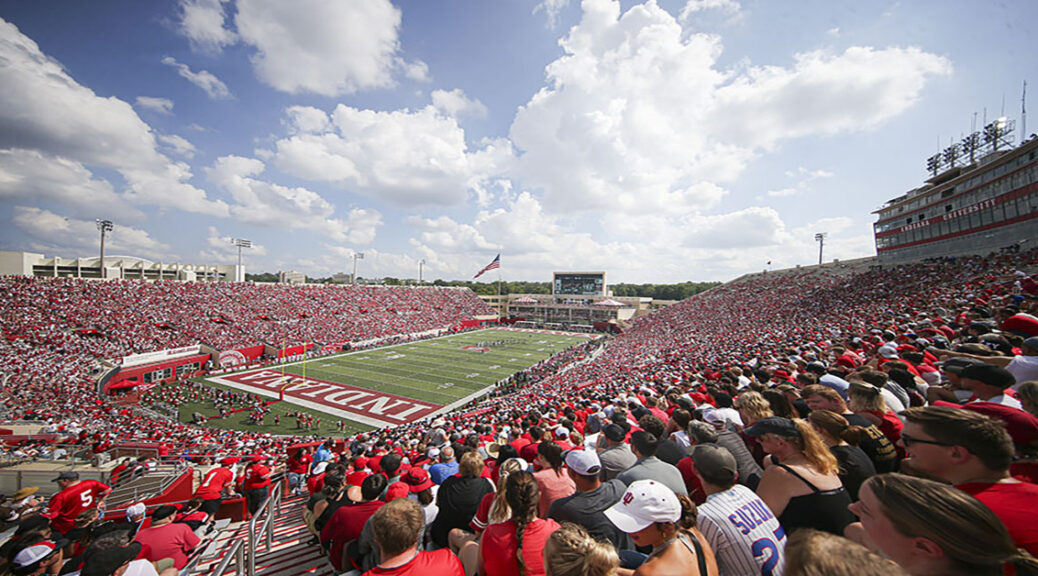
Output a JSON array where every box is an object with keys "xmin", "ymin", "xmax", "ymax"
[
  {"xmin": 564, "ymin": 449, "xmax": 600, "ymax": 476},
  {"xmin": 604, "ymin": 480, "xmax": 681, "ymax": 533}
]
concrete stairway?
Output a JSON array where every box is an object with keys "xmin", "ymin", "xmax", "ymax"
[{"xmin": 188, "ymin": 493, "xmax": 335, "ymax": 576}]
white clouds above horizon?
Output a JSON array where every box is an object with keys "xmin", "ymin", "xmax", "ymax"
[
  {"xmin": 135, "ymin": 96, "xmax": 174, "ymax": 115},
  {"xmin": 272, "ymin": 102, "xmax": 508, "ymax": 206},
  {"xmin": 11, "ymin": 206, "xmax": 172, "ymax": 258},
  {"xmin": 508, "ymin": 0, "xmax": 950, "ymax": 217},
  {"xmin": 0, "ymin": 19, "xmax": 228, "ymax": 217},
  {"xmin": 0, "ymin": 0, "xmax": 993, "ymax": 283},
  {"xmin": 206, "ymin": 154, "xmax": 382, "ymax": 244},
  {"xmin": 177, "ymin": 0, "xmax": 237, "ymax": 53},
  {"xmin": 161, "ymin": 56, "xmax": 233, "ymax": 100},
  {"xmin": 233, "ymin": 0, "xmax": 420, "ymax": 96}
]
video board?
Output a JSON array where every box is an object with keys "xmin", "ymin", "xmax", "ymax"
[{"xmin": 553, "ymin": 272, "xmax": 606, "ymax": 296}]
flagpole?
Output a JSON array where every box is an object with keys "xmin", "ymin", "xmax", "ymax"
[{"xmin": 497, "ymin": 249, "xmax": 503, "ymax": 320}]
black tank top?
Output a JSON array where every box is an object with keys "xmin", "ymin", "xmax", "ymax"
[{"xmin": 775, "ymin": 462, "xmax": 855, "ymax": 535}]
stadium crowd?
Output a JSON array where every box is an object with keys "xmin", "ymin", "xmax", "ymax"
[{"xmin": 1, "ymin": 249, "xmax": 1038, "ymax": 575}]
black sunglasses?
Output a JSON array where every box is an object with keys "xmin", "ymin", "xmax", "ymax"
[{"xmin": 900, "ymin": 433, "xmax": 955, "ymax": 447}]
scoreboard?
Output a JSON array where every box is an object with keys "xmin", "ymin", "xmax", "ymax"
[{"xmin": 552, "ymin": 272, "xmax": 606, "ymax": 296}]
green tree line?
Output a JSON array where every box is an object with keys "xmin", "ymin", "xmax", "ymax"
[{"xmin": 246, "ymin": 274, "xmax": 719, "ymax": 301}]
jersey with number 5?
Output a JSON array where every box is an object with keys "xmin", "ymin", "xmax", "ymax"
[
  {"xmin": 47, "ymin": 480, "xmax": 110, "ymax": 534},
  {"xmin": 697, "ymin": 484, "xmax": 786, "ymax": 576}
]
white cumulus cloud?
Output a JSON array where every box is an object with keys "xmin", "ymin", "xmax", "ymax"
[
  {"xmin": 431, "ymin": 89, "xmax": 488, "ymax": 119},
  {"xmin": 508, "ymin": 0, "xmax": 950, "ymax": 217},
  {"xmin": 11, "ymin": 206, "xmax": 171, "ymax": 258},
  {"xmin": 177, "ymin": 0, "xmax": 238, "ymax": 53},
  {"xmin": 135, "ymin": 96, "xmax": 174, "ymax": 115},
  {"xmin": 233, "ymin": 0, "xmax": 420, "ymax": 96},
  {"xmin": 161, "ymin": 56, "xmax": 233, "ymax": 100},
  {"xmin": 206, "ymin": 155, "xmax": 382, "ymax": 243},
  {"xmin": 274, "ymin": 103, "xmax": 508, "ymax": 206},
  {"xmin": 0, "ymin": 19, "xmax": 227, "ymax": 216}
]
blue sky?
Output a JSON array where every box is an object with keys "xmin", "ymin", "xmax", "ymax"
[{"xmin": 0, "ymin": 0, "xmax": 1033, "ymax": 283}]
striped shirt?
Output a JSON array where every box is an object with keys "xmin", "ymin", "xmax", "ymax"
[{"xmin": 697, "ymin": 485, "xmax": 786, "ymax": 576}]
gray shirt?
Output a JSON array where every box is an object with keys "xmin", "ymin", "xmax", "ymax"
[
  {"xmin": 598, "ymin": 443, "xmax": 637, "ymax": 482},
  {"xmin": 616, "ymin": 456, "xmax": 688, "ymax": 496}
]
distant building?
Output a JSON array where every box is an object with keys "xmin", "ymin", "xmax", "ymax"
[
  {"xmin": 873, "ymin": 129, "xmax": 1038, "ymax": 263},
  {"xmin": 279, "ymin": 270, "xmax": 307, "ymax": 285},
  {"xmin": 0, "ymin": 250, "xmax": 238, "ymax": 281}
]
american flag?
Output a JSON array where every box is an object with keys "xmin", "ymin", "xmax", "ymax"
[{"xmin": 473, "ymin": 254, "xmax": 500, "ymax": 279}]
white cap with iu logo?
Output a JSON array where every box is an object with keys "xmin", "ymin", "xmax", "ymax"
[{"xmin": 604, "ymin": 479, "xmax": 681, "ymax": 533}]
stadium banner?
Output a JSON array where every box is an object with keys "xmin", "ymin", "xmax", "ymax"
[
  {"xmin": 277, "ymin": 343, "xmax": 314, "ymax": 360},
  {"xmin": 216, "ymin": 369, "xmax": 441, "ymax": 425},
  {"xmin": 218, "ymin": 344, "xmax": 265, "ymax": 368},
  {"xmin": 121, "ymin": 345, "xmax": 201, "ymax": 368}
]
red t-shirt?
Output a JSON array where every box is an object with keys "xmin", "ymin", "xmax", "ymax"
[
  {"xmin": 469, "ymin": 492, "xmax": 496, "ymax": 533},
  {"xmin": 243, "ymin": 463, "xmax": 271, "ymax": 490},
  {"xmin": 195, "ymin": 467, "xmax": 234, "ymax": 500},
  {"xmin": 135, "ymin": 522, "xmax": 201, "ymax": 569},
  {"xmin": 361, "ymin": 548, "xmax": 464, "ymax": 576},
  {"xmin": 322, "ymin": 501, "xmax": 385, "ymax": 571},
  {"xmin": 480, "ymin": 518, "xmax": 560, "ymax": 576},
  {"xmin": 958, "ymin": 481, "xmax": 1038, "ymax": 556},
  {"xmin": 47, "ymin": 480, "xmax": 111, "ymax": 534},
  {"xmin": 288, "ymin": 454, "xmax": 312, "ymax": 475}
]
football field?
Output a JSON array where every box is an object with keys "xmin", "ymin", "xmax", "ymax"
[{"xmin": 205, "ymin": 328, "xmax": 596, "ymax": 430}]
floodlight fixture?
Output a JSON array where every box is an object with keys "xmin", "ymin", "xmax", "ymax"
[
  {"xmin": 96, "ymin": 219, "xmax": 113, "ymax": 278},
  {"xmin": 231, "ymin": 238, "xmax": 252, "ymax": 281},
  {"xmin": 352, "ymin": 252, "xmax": 365, "ymax": 285},
  {"xmin": 814, "ymin": 232, "xmax": 827, "ymax": 266}
]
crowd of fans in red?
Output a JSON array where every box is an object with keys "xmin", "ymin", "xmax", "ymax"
[{"xmin": 2, "ymin": 249, "xmax": 1038, "ymax": 575}]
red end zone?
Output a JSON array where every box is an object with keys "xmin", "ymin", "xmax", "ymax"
[{"xmin": 217, "ymin": 369, "xmax": 442, "ymax": 426}]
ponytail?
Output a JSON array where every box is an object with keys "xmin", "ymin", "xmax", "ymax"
[{"xmin": 505, "ymin": 471, "xmax": 539, "ymax": 576}]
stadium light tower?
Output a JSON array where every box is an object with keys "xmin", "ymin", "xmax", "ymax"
[
  {"xmin": 96, "ymin": 219, "xmax": 113, "ymax": 279},
  {"xmin": 419, "ymin": 259, "xmax": 425, "ymax": 284},
  {"xmin": 232, "ymin": 238, "xmax": 251, "ymax": 282},
  {"xmin": 352, "ymin": 252, "xmax": 364, "ymax": 285},
  {"xmin": 815, "ymin": 232, "xmax": 827, "ymax": 266}
]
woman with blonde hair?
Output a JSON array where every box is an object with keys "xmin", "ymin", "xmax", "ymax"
[
  {"xmin": 452, "ymin": 458, "xmax": 530, "ymax": 576},
  {"xmin": 744, "ymin": 417, "xmax": 855, "ymax": 536},
  {"xmin": 734, "ymin": 391, "xmax": 773, "ymax": 426},
  {"xmin": 850, "ymin": 473, "xmax": 1038, "ymax": 576},
  {"xmin": 783, "ymin": 529, "xmax": 908, "ymax": 576},
  {"xmin": 807, "ymin": 410, "xmax": 876, "ymax": 501},
  {"xmin": 543, "ymin": 523, "xmax": 619, "ymax": 576},
  {"xmin": 1017, "ymin": 381, "xmax": 1038, "ymax": 418},
  {"xmin": 735, "ymin": 391, "xmax": 774, "ymax": 466}
]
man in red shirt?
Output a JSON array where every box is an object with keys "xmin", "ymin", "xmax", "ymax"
[
  {"xmin": 242, "ymin": 455, "xmax": 273, "ymax": 516},
  {"xmin": 322, "ymin": 474, "xmax": 387, "ymax": 572},
  {"xmin": 194, "ymin": 457, "xmax": 237, "ymax": 520},
  {"xmin": 46, "ymin": 471, "xmax": 111, "ymax": 535},
  {"xmin": 134, "ymin": 505, "xmax": 201, "ymax": 569},
  {"xmin": 900, "ymin": 406, "xmax": 1038, "ymax": 556},
  {"xmin": 362, "ymin": 498, "xmax": 463, "ymax": 576}
]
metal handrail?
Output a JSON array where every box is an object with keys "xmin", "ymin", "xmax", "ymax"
[
  {"xmin": 210, "ymin": 539, "xmax": 246, "ymax": 576},
  {"xmin": 246, "ymin": 486, "xmax": 282, "ymax": 576},
  {"xmin": 106, "ymin": 461, "xmax": 190, "ymax": 509}
]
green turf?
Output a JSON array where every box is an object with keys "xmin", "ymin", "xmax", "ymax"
[
  {"xmin": 190, "ymin": 328, "xmax": 594, "ymax": 435},
  {"xmin": 156, "ymin": 387, "xmax": 374, "ymax": 437}
]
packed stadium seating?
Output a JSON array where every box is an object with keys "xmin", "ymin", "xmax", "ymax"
[{"xmin": 2, "ymin": 250, "xmax": 1038, "ymax": 576}]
